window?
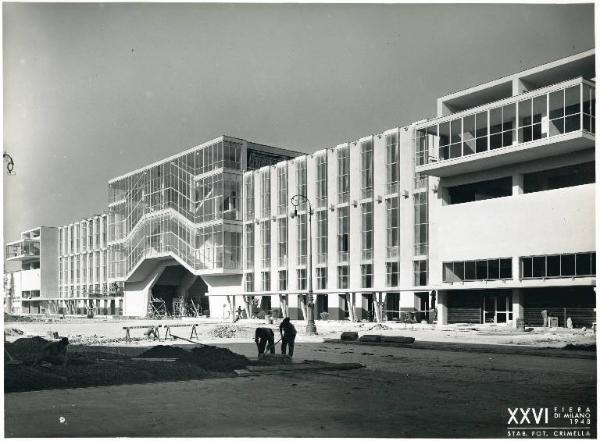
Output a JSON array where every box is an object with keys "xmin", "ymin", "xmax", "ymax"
[
  {"xmin": 297, "ymin": 269, "xmax": 307, "ymax": 290},
  {"xmin": 316, "ymin": 210, "xmax": 327, "ymax": 264},
  {"xmin": 338, "ymin": 265, "xmax": 349, "ymax": 289},
  {"xmin": 244, "ymin": 174, "xmax": 254, "ymax": 220},
  {"xmin": 386, "ymin": 262, "xmax": 399, "ymax": 287},
  {"xmin": 443, "ymin": 258, "xmax": 512, "ymax": 282},
  {"xmin": 244, "ymin": 273, "xmax": 254, "ymax": 292},
  {"xmin": 518, "ymin": 95, "xmax": 547, "ymax": 143},
  {"xmin": 278, "ymin": 270, "xmax": 287, "ymax": 291},
  {"xmin": 316, "ymin": 267, "xmax": 327, "ymax": 290},
  {"xmin": 360, "ymin": 139, "xmax": 373, "ymax": 198},
  {"xmin": 244, "ymin": 224, "xmax": 254, "ymax": 268},
  {"xmin": 446, "ymin": 176, "xmax": 512, "ymax": 205},
  {"xmin": 361, "ymin": 202, "xmax": 373, "ymax": 261},
  {"xmin": 414, "ymin": 192, "xmax": 428, "ymax": 256},
  {"xmin": 337, "ymin": 206, "xmax": 349, "ymax": 262},
  {"xmin": 297, "ymin": 213, "xmax": 307, "ymax": 266},
  {"xmin": 278, "ymin": 218, "xmax": 287, "ymax": 267},
  {"xmin": 582, "ymin": 84, "xmax": 596, "ymax": 133},
  {"xmin": 277, "ymin": 166, "xmax": 288, "ymax": 215},
  {"xmin": 549, "ymin": 86, "xmax": 581, "ymax": 136},
  {"xmin": 224, "ymin": 140, "xmax": 242, "ymax": 169},
  {"xmin": 489, "ymin": 103, "xmax": 515, "ymax": 150},
  {"xmin": 414, "ymin": 260, "xmax": 427, "ymax": 286},
  {"xmin": 260, "ymin": 221, "xmax": 270, "ymax": 268},
  {"xmin": 261, "ymin": 170, "xmax": 271, "ymax": 218},
  {"xmin": 523, "ymin": 162, "xmax": 595, "ymax": 194},
  {"xmin": 361, "ymin": 264, "xmax": 373, "ymax": 288},
  {"xmin": 386, "ymin": 198, "xmax": 399, "ymax": 258},
  {"xmin": 385, "ymin": 132, "xmax": 399, "ymax": 193},
  {"xmin": 296, "ymin": 159, "xmax": 307, "ymax": 210},
  {"xmin": 261, "ymin": 271, "xmax": 270, "ymax": 292},
  {"xmin": 316, "ymin": 154, "xmax": 327, "ymax": 208},
  {"xmin": 520, "ymin": 252, "xmax": 595, "ymax": 279},
  {"xmin": 337, "ymin": 147, "xmax": 350, "ymax": 203}
]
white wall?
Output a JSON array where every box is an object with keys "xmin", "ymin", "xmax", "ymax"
[{"xmin": 21, "ymin": 269, "xmax": 41, "ymax": 291}]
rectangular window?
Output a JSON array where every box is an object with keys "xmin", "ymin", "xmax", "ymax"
[
  {"xmin": 316, "ymin": 154, "xmax": 327, "ymax": 208},
  {"xmin": 316, "ymin": 210, "xmax": 327, "ymax": 264},
  {"xmin": 385, "ymin": 132, "xmax": 399, "ymax": 194},
  {"xmin": 243, "ymin": 174, "xmax": 254, "ymax": 220},
  {"xmin": 360, "ymin": 139, "xmax": 373, "ymax": 199},
  {"xmin": 261, "ymin": 170, "xmax": 271, "ymax": 218},
  {"xmin": 361, "ymin": 202, "xmax": 373, "ymax": 261},
  {"xmin": 244, "ymin": 224, "xmax": 254, "ymax": 268},
  {"xmin": 297, "ymin": 214, "xmax": 307, "ymax": 266},
  {"xmin": 386, "ymin": 198, "xmax": 400, "ymax": 258},
  {"xmin": 386, "ymin": 262, "xmax": 399, "ymax": 287},
  {"xmin": 277, "ymin": 166, "xmax": 288, "ymax": 215},
  {"xmin": 337, "ymin": 147, "xmax": 350, "ymax": 203},
  {"xmin": 244, "ymin": 273, "xmax": 254, "ymax": 292},
  {"xmin": 278, "ymin": 270, "xmax": 287, "ymax": 291},
  {"xmin": 296, "ymin": 159, "xmax": 307, "ymax": 210},
  {"xmin": 260, "ymin": 221, "xmax": 271, "ymax": 268},
  {"xmin": 414, "ymin": 192, "xmax": 428, "ymax": 256},
  {"xmin": 278, "ymin": 218, "xmax": 287, "ymax": 267},
  {"xmin": 447, "ymin": 176, "xmax": 512, "ymax": 205},
  {"xmin": 297, "ymin": 269, "xmax": 307, "ymax": 291},
  {"xmin": 523, "ymin": 162, "xmax": 595, "ymax": 194},
  {"xmin": 414, "ymin": 260, "xmax": 427, "ymax": 286},
  {"xmin": 520, "ymin": 252, "xmax": 595, "ymax": 279},
  {"xmin": 443, "ymin": 258, "xmax": 512, "ymax": 282},
  {"xmin": 337, "ymin": 206, "xmax": 349, "ymax": 262},
  {"xmin": 261, "ymin": 271, "xmax": 270, "ymax": 292},
  {"xmin": 361, "ymin": 264, "xmax": 373, "ymax": 288},
  {"xmin": 316, "ymin": 267, "xmax": 327, "ymax": 290},
  {"xmin": 337, "ymin": 265, "xmax": 349, "ymax": 289}
]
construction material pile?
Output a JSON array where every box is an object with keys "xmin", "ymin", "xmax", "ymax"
[
  {"xmin": 139, "ymin": 345, "xmax": 250, "ymax": 372},
  {"xmin": 5, "ymin": 337, "xmax": 250, "ymax": 393},
  {"xmin": 208, "ymin": 324, "xmax": 253, "ymax": 339}
]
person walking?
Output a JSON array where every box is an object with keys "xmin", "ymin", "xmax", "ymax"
[
  {"xmin": 279, "ymin": 317, "xmax": 297, "ymax": 357},
  {"xmin": 254, "ymin": 327, "xmax": 275, "ymax": 357}
]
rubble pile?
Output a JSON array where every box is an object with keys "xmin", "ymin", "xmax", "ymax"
[
  {"xmin": 208, "ymin": 324, "xmax": 252, "ymax": 338},
  {"xmin": 139, "ymin": 345, "xmax": 251, "ymax": 372}
]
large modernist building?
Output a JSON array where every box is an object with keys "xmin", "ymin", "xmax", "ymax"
[{"xmin": 5, "ymin": 50, "xmax": 596, "ymax": 326}]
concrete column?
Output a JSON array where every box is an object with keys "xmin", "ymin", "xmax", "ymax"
[
  {"xmin": 437, "ymin": 290, "xmax": 448, "ymax": 326},
  {"xmin": 512, "ymin": 173, "xmax": 524, "ymax": 196},
  {"xmin": 512, "ymin": 288, "xmax": 525, "ymax": 326}
]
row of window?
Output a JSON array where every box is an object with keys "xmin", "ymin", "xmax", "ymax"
[
  {"xmin": 59, "ymin": 219, "xmax": 107, "ymax": 256},
  {"xmin": 245, "ymin": 262, "xmax": 401, "ymax": 292},
  {"xmin": 244, "ymin": 133, "xmax": 400, "ymax": 222},
  {"xmin": 442, "ymin": 252, "xmax": 596, "ymax": 282}
]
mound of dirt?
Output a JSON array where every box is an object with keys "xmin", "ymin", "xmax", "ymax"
[
  {"xmin": 139, "ymin": 345, "xmax": 250, "ymax": 372},
  {"xmin": 563, "ymin": 343, "xmax": 596, "ymax": 351},
  {"xmin": 5, "ymin": 337, "xmax": 52, "ymax": 362},
  {"xmin": 367, "ymin": 324, "xmax": 391, "ymax": 331}
]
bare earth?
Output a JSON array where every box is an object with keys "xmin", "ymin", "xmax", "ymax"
[{"xmin": 4, "ymin": 318, "xmax": 597, "ymax": 438}]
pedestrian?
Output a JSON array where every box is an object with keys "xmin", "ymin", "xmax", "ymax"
[
  {"xmin": 279, "ymin": 317, "xmax": 297, "ymax": 357},
  {"xmin": 37, "ymin": 337, "xmax": 69, "ymax": 366},
  {"xmin": 254, "ymin": 327, "xmax": 275, "ymax": 357}
]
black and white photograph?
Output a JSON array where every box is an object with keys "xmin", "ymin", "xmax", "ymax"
[{"xmin": 2, "ymin": 2, "xmax": 597, "ymax": 438}]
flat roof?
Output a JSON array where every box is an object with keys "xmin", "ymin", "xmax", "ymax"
[{"xmin": 108, "ymin": 135, "xmax": 304, "ymax": 184}]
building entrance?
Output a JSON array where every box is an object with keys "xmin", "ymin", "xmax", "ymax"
[
  {"xmin": 150, "ymin": 265, "xmax": 209, "ymax": 317},
  {"xmin": 482, "ymin": 293, "xmax": 512, "ymax": 324}
]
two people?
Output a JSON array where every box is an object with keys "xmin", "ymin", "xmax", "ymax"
[{"xmin": 254, "ymin": 317, "xmax": 297, "ymax": 357}]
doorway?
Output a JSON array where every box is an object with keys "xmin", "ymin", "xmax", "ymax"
[{"xmin": 482, "ymin": 293, "xmax": 512, "ymax": 324}]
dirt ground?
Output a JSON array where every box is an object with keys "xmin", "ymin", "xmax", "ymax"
[
  {"xmin": 4, "ymin": 340, "xmax": 596, "ymax": 438},
  {"xmin": 4, "ymin": 316, "xmax": 597, "ymax": 348}
]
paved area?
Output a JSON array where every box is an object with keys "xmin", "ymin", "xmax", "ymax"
[{"xmin": 5, "ymin": 341, "xmax": 596, "ymax": 438}]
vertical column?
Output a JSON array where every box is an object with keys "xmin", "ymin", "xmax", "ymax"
[
  {"xmin": 373, "ymin": 133, "xmax": 386, "ymax": 290},
  {"xmin": 512, "ymin": 173, "xmax": 524, "ymax": 196},
  {"xmin": 512, "ymin": 288, "xmax": 525, "ymax": 326},
  {"xmin": 327, "ymin": 147, "xmax": 338, "ymax": 309},
  {"xmin": 437, "ymin": 290, "xmax": 448, "ymax": 326},
  {"xmin": 348, "ymin": 141, "xmax": 361, "ymax": 291}
]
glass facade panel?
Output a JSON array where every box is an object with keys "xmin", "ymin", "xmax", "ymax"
[
  {"xmin": 337, "ymin": 206, "xmax": 349, "ymax": 262},
  {"xmin": 316, "ymin": 154, "xmax": 327, "ymax": 209},
  {"xmin": 385, "ymin": 132, "xmax": 400, "ymax": 193},
  {"xmin": 360, "ymin": 139, "xmax": 373, "ymax": 199},
  {"xmin": 337, "ymin": 146, "xmax": 350, "ymax": 203}
]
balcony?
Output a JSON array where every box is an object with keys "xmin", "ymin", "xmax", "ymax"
[
  {"xmin": 6, "ymin": 240, "xmax": 40, "ymax": 261},
  {"xmin": 415, "ymin": 78, "xmax": 595, "ymax": 177}
]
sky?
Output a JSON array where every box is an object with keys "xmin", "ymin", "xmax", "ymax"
[{"xmin": 3, "ymin": 2, "xmax": 595, "ymax": 245}]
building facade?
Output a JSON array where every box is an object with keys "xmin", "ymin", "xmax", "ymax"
[
  {"xmin": 5, "ymin": 227, "xmax": 59, "ymax": 314},
  {"xmin": 5, "ymin": 50, "xmax": 596, "ymax": 325}
]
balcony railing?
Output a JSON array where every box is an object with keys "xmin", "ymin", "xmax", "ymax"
[
  {"xmin": 416, "ymin": 78, "xmax": 595, "ymax": 165},
  {"xmin": 6, "ymin": 240, "xmax": 40, "ymax": 260}
]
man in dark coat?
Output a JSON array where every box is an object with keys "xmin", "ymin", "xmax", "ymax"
[
  {"xmin": 279, "ymin": 317, "xmax": 297, "ymax": 357},
  {"xmin": 254, "ymin": 327, "xmax": 275, "ymax": 357}
]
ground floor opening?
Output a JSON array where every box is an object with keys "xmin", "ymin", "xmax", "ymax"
[{"xmin": 149, "ymin": 265, "xmax": 209, "ymax": 318}]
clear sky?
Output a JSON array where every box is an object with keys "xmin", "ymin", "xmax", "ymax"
[{"xmin": 3, "ymin": 2, "xmax": 595, "ymax": 244}]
